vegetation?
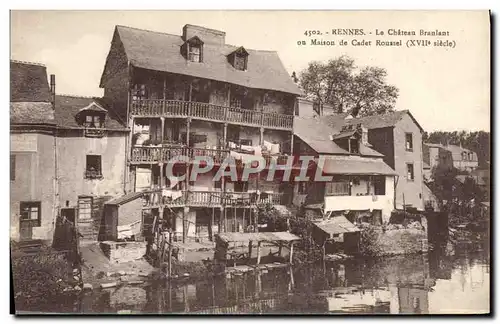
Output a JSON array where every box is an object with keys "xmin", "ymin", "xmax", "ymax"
[
  {"xmin": 11, "ymin": 241, "xmax": 78, "ymax": 310},
  {"xmin": 298, "ymin": 55, "xmax": 399, "ymax": 117}
]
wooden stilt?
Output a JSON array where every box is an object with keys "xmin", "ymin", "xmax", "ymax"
[
  {"xmin": 289, "ymin": 242, "xmax": 294, "ymax": 264},
  {"xmin": 256, "ymin": 241, "xmax": 262, "ymax": 265},
  {"xmin": 248, "ymin": 240, "xmax": 253, "ymax": 261}
]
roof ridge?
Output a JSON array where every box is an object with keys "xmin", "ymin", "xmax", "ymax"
[
  {"xmin": 56, "ymin": 94, "xmax": 101, "ymax": 99},
  {"xmin": 116, "ymin": 24, "xmax": 181, "ymax": 38},
  {"xmin": 10, "ymin": 59, "xmax": 46, "ymax": 67}
]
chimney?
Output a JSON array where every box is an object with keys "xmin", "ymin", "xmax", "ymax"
[
  {"xmin": 182, "ymin": 24, "xmax": 225, "ymax": 46},
  {"xmin": 50, "ymin": 74, "xmax": 56, "ymax": 109}
]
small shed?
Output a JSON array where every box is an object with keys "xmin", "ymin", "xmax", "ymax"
[
  {"xmin": 312, "ymin": 216, "xmax": 361, "ymax": 255},
  {"xmin": 102, "ymin": 192, "xmax": 144, "ymax": 241}
]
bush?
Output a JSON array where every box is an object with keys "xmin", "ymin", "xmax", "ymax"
[
  {"xmin": 11, "ymin": 243, "xmax": 76, "ymax": 309},
  {"xmin": 359, "ymin": 226, "xmax": 384, "ymax": 257}
]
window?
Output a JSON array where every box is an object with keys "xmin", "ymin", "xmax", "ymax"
[
  {"xmin": 234, "ymin": 181, "xmax": 248, "ymax": 192},
  {"xmin": 214, "ymin": 179, "xmax": 222, "ymax": 189},
  {"xmin": 240, "ymin": 139, "xmax": 252, "ymax": 146},
  {"xmin": 349, "ymin": 138, "xmax": 359, "ymax": 154},
  {"xmin": 373, "ymin": 176, "xmax": 386, "ymax": 195},
  {"xmin": 405, "ymin": 133, "xmax": 413, "ymax": 151},
  {"xmin": 84, "ymin": 115, "xmax": 103, "ymax": 128},
  {"xmin": 10, "ymin": 155, "xmax": 15, "ymax": 181},
  {"xmin": 20, "ymin": 201, "xmax": 41, "ymax": 227},
  {"xmin": 189, "ymin": 45, "xmax": 201, "ymax": 62},
  {"xmin": 85, "ymin": 155, "xmax": 102, "ymax": 179},
  {"xmin": 298, "ymin": 182, "xmax": 310, "ymax": 194},
  {"xmin": 78, "ymin": 196, "xmax": 92, "ymax": 220},
  {"xmin": 407, "ymin": 163, "xmax": 415, "ymax": 181},
  {"xmin": 234, "ymin": 54, "xmax": 247, "ymax": 71}
]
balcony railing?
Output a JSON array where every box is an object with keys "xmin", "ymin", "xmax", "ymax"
[
  {"xmin": 325, "ymin": 182, "xmax": 351, "ymax": 196},
  {"xmin": 130, "ymin": 99, "xmax": 294, "ymax": 130},
  {"xmin": 131, "ymin": 146, "xmax": 230, "ymax": 164},
  {"xmin": 141, "ymin": 190, "xmax": 284, "ymax": 209}
]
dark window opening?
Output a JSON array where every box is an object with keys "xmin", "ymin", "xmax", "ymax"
[
  {"xmin": 20, "ymin": 201, "xmax": 41, "ymax": 227},
  {"xmin": 374, "ymin": 176, "xmax": 386, "ymax": 195},
  {"xmin": 84, "ymin": 114, "xmax": 104, "ymax": 128},
  {"xmin": 10, "ymin": 155, "xmax": 15, "ymax": 181},
  {"xmin": 189, "ymin": 44, "xmax": 201, "ymax": 63},
  {"xmin": 349, "ymin": 138, "xmax": 359, "ymax": 154},
  {"xmin": 298, "ymin": 182, "xmax": 310, "ymax": 194},
  {"xmin": 234, "ymin": 54, "xmax": 247, "ymax": 71},
  {"xmin": 85, "ymin": 155, "xmax": 102, "ymax": 179},
  {"xmin": 407, "ymin": 163, "xmax": 415, "ymax": 181},
  {"xmin": 405, "ymin": 133, "xmax": 413, "ymax": 151},
  {"xmin": 234, "ymin": 181, "xmax": 248, "ymax": 192},
  {"xmin": 214, "ymin": 179, "xmax": 222, "ymax": 189}
]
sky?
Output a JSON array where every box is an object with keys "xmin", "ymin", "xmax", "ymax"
[{"xmin": 10, "ymin": 10, "xmax": 490, "ymax": 132}]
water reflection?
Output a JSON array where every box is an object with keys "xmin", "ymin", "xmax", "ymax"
[{"xmin": 70, "ymin": 244, "xmax": 490, "ymax": 314}]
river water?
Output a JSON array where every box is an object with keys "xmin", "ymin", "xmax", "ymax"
[{"xmin": 62, "ymin": 242, "xmax": 487, "ymax": 315}]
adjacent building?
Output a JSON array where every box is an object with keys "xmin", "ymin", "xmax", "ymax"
[
  {"xmin": 99, "ymin": 24, "xmax": 302, "ymax": 242},
  {"xmin": 293, "ymin": 116, "xmax": 396, "ymax": 224},
  {"xmin": 10, "ymin": 61, "xmax": 129, "ymax": 243},
  {"xmin": 423, "ymin": 143, "xmax": 479, "ymax": 174},
  {"xmin": 319, "ymin": 110, "xmax": 426, "ymax": 211},
  {"xmin": 10, "ymin": 61, "xmax": 57, "ymax": 242}
]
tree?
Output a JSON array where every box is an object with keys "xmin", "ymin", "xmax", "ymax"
[{"xmin": 298, "ymin": 55, "xmax": 399, "ymax": 117}]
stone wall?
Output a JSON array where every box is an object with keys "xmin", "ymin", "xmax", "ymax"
[{"xmin": 100, "ymin": 241, "xmax": 147, "ymax": 264}]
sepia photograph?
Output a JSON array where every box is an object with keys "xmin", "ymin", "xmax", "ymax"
[{"xmin": 9, "ymin": 10, "xmax": 491, "ymax": 315}]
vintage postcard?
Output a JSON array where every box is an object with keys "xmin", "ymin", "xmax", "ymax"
[{"xmin": 10, "ymin": 10, "xmax": 490, "ymax": 315}]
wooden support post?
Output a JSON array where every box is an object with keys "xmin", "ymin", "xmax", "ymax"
[
  {"xmin": 259, "ymin": 127, "xmax": 264, "ymax": 146},
  {"xmin": 223, "ymin": 207, "xmax": 227, "ymax": 233},
  {"xmin": 322, "ymin": 241, "xmax": 326, "ymax": 261},
  {"xmin": 289, "ymin": 242, "xmax": 294, "ymax": 264},
  {"xmin": 256, "ymin": 241, "xmax": 262, "ymax": 265},
  {"xmin": 150, "ymin": 164, "xmax": 155, "ymax": 189},
  {"xmin": 223, "ymin": 123, "xmax": 228, "ymax": 148},
  {"xmin": 159, "ymin": 163, "xmax": 164, "ymax": 189},
  {"xmin": 186, "ymin": 118, "xmax": 191, "ymax": 147},
  {"xmin": 182, "ymin": 207, "xmax": 188, "ymax": 243},
  {"xmin": 211, "ymin": 207, "xmax": 215, "ymax": 241},
  {"xmin": 161, "ymin": 117, "xmax": 165, "ymax": 142},
  {"xmin": 248, "ymin": 240, "xmax": 253, "ymax": 260},
  {"xmin": 278, "ymin": 243, "xmax": 282, "ymax": 257},
  {"xmin": 168, "ymin": 229, "xmax": 172, "ymax": 278},
  {"xmin": 290, "ymin": 132, "xmax": 294, "ymax": 155}
]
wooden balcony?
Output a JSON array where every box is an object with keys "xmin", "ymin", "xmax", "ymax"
[
  {"xmin": 131, "ymin": 145, "xmax": 291, "ymax": 166},
  {"xmin": 130, "ymin": 99, "xmax": 294, "ymax": 130},
  {"xmin": 131, "ymin": 146, "xmax": 230, "ymax": 164},
  {"xmin": 141, "ymin": 190, "xmax": 285, "ymax": 209}
]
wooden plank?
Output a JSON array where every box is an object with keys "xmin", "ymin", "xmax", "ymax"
[{"xmin": 256, "ymin": 241, "xmax": 261, "ymax": 265}]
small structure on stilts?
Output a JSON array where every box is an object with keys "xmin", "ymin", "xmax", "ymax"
[{"xmin": 213, "ymin": 232, "xmax": 300, "ymax": 275}]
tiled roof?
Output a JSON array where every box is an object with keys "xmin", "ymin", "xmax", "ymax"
[
  {"xmin": 293, "ymin": 116, "xmax": 384, "ymax": 157},
  {"xmin": 10, "ymin": 60, "xmax": 51, "ymax": 102},
  {"xmin": 54, "ymin": 95, "xmax": 127, "ymax": 130},
  {"xmin": 323, "ymin": 110, "xmax": 424, "ymax": 133},
  {"xmin": 10, "ymin": 102, "xmax": 55, "ymax": 125},
  {"xmin": 105, "ymin": 192, "xmax": 143, "ymax": 206},
  {"xmin": 112, "ymin": 25, "xmax": 302, "ymax": 95},
  {"xmin": 312, "ymin": 216, "xmax": 360, "ymax": 237},
  {"xmin": 321, "ymin": 157, "xmax": 397, "ymax": 175}
]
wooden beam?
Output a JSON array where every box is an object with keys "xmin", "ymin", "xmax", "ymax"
[
  {"xmin": 289, "ymin": 242, "xmax": 294, "ymax": 264},
  {"xmin": 259, "ymin": 127, "xmax": 264, "ymax": 146},
  {"xmin": 256, "ymin": 241, "xmax": 261, "ymax": 265}
]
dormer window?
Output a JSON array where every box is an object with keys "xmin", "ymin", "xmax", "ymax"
[
  {"xmin": 182, "ymin": 36, "xmax": 204, "ymax": 63},
  {"xmin": 76, "ymin": 101, "xmax": 107, "ymax": 138},
  {"xmin": 349, "ymin": 138, "xmax": 360, "ymax": 154},
  {"xmin": 228, "ymin": 47, "xmax": 249, "ymax": 71}
]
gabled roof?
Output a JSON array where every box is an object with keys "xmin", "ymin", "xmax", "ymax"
[
  {"xmin": 230, "ymin": 46, "xmax": 249, "ymax": 56},
  {"xmin": 324, "ymin": 110, "xmax": 424, "ymax": 133},
  {"xmin": 107, "ymin": 25, "xmax": 302, "ymax": 95},
  {"xmin": 312, "ymin": 216, "xmax": 360, "ymax": 237},
  {"xmin": 294, "ymin": 116, "xmax": 384, "ymax": 157},
  {"xmin": 54, "ymin": 95, "xmax": 127, "ymax": 130},
  {"xmin": 77, "ymin": 102, "xmax": 108, "ymax": 114},
  {"xmin": 10, "ymin": 60, "xmax": 51, "ymax": 102}
]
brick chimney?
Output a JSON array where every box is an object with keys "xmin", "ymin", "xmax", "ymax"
[
  {"xmin": 50, "ymin": 74, "xmax": 56, "ymax": 109},
  {"xmin": 182, "ymin": 24, "xmax": 225, "ymax": 46}
]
